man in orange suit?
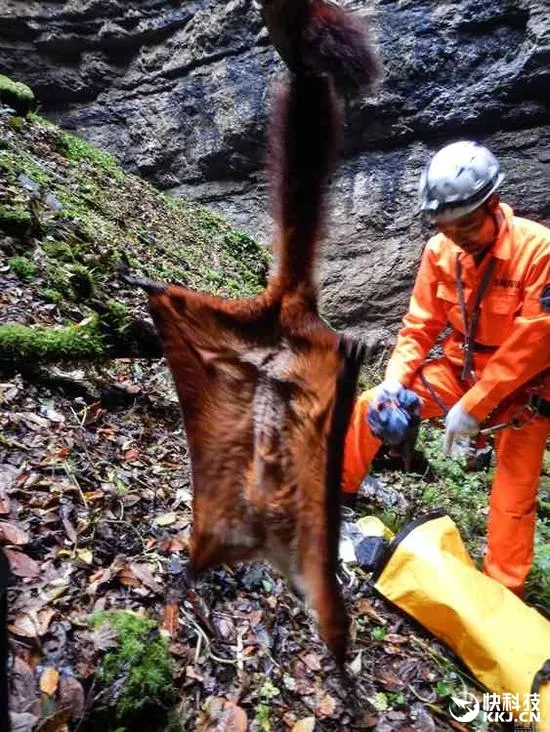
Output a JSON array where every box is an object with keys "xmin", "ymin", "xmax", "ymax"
[{"xmin": 343, "ymin": 140, "xmax": 550, "ymax": 595}]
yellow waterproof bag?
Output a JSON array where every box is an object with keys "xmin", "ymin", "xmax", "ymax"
[{"xmin": 370, "ymin": 511, "xmax": 550, "ymax": 729}]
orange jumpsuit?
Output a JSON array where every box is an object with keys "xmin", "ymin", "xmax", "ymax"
[{"xmin": 343, "ymin": 203, "xmax": 550, "ymax": 594}]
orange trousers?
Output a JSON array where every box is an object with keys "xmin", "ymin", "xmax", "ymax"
[{"xmin": 342, "ymin": 358, "xmax": 550, "ymax": 594}]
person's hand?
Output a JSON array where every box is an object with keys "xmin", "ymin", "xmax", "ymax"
[
  {"xmin": 443, "ymin": 402, "xmax": 480, "ymax": 456},
  {"xmin": 372, "ymin": 379, "xmax": 402, "ymax": 403}
]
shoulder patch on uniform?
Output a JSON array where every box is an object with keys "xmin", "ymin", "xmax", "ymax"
[{"xmin": 542, "ymin": 284, "xmax": 550, "ymax": 313}]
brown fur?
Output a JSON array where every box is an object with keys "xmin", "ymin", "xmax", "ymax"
[{"xmin": 135, "ymin": 1, "xmax": 380, "ymax": 665}]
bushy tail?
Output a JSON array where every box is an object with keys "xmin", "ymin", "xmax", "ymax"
[
  {"xmin": 264, "ymin": 0, "xmax": 381, "ymax": 292},
  {"xmin": 268, "ymin": 74, "xmax": 339, "ymax": 292}
]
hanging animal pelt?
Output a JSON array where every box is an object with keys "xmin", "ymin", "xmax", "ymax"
[{"xmin": 124, "ymin": 0, "xmax": 380, "ymax": 665}]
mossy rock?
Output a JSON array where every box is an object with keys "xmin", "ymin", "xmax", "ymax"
[
  {"xmin": 0, "ymin": 318, "xmax": 104, "ymax": 363},
  {"xmin": 0, "ymin": 206, "xmax": 32, "ymax": 238},
  {"xmin": 0, "ymin": 74, "xmax": 36, "ymax": 116}
]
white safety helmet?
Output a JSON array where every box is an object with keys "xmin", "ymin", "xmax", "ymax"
[{"xmin": 419, "ymin": 140, "xmax": 504, "ymax": 222}]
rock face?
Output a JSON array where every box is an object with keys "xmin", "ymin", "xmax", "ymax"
[{"xmin": 1, "ymin": 0, "xmax": 549, "ymax": 343}]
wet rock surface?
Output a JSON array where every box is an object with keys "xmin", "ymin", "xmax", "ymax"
[{"xmin": 1, "ymin": 0, "xmax": 549, "ymax": 341}]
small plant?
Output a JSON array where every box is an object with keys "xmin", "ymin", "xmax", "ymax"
[
  {"xmin": 8, "ymin": 255, "xmax": 37, "ymax": 281},
  {"xmin": 105, "ymin": 299, "xmax": 131, "ymax": 334},
  {"xmin": 254, "ymin": 679, "xmax": 281, "ymax": 732},
  {"xmin": 525, "ymin": 518, "xmax": 550, "ymax": 607},
  {"xmin": 69, "ymin": 262, "xmax": 96, "ymax": 300},
  {"xmin": 90, "ymin": 610, "xmax": 174, "ymax": 722},
  {"xmin": 40, "ymin": 288, "xmax": 63, "ymax": 304},
  {"xmin": 43, "ymin": 239, "xmax": 76, "ymax": 263},
  {"xmin": 370, "ymin": 625, "xmax": 387, "ymax": 642},
  {"xmin": 8, "ymin": 116, "xmax": 25, "ymax": 132}
]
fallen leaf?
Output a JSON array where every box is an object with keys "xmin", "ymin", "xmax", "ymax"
[
  {"xmin": 0, "ymin": 463, "xmax": 19, "ymax": 492},
  {"xmin": 358, "ymin": 713, "xmax": 378, "ymax": 728},
  {"xmin": 13, "ymin": 412, "xmax": 50, "ymax": 431},
  {"xmin": 357, "ymin": 598, "xmax": 387, "ymax": 625},
  {"xmin": 87, "ymin": 567, "xmax": 114, "ymax": 594},
  {"xmin": 123, "ymin": 447, "xmax": 140, "ymax": 462},
  {"xmin": 38, "ymin": 608, "xmax": 56, "ymax": 636},
  {"xmin": 82, "ymin": 402, "xmax": 103, "ymax": 426},
  {"xmin": 158, "ymin": 536, "xmax": 186, "ymax": 553},
  {"xmin": 10, "ymin": 712, "xmax": 39, "ymax": 732},
  {"xmin": 91, "ymin": 622, "xmax": 119, "ymax": 651},
  {"xmin": 59, "ymin": 505, "xmax": 77, "ymax": 546},
  {"xmin": 9, "ymin": 657, "xmax": 38, "ymax": 714},
  {"xmin": 375, "ymin": 668, "xmax": 406, "ymax": 692},
  {"xmin": 0, "ymin": 490, "xmax": 10, "ymax": 514},
  {"xmin": 249, "ymin": 610, "xmax": 263, "ymax": 627},
  {"xmin": 292, "ymin": 718, "xmax": 316, "ymax": 732},
  {"xmin": 384, "ymin": 633, "xmax": 408, "ymax": 645},
  {"xmin": 214, "ymin": 615, "xmax": 235, "ymax": 641},
  {"xmin": 315, "ymin": 692, "xmax": 336, "ymax": 718},
  {"xmin": 40, "ymin": 667, "xmax": 60, "ymax": 696},
  {"xmin": 153, "ymin": 512, "xmax": 177, "ymax": 527},
  {"xmin": 10, "ymin": 613, "xmax": 40, "ymax": 639},
  {"xmin": 172, "ymin": 487, "xmax": 192, "ymax": 508},
  {"xmin": 186, "ymin": 665, "xmax": 204, "ymax": 682},
  {"xmin": 129, "ymin": 562, "xmax": 163, "ymax": 594},
  {"xmin": 160, "ymin": 601, "xmax": 179, "ymax": 638},
  {"xmin": 58, "ymin": 675, "xmax": 85, "ymax": 719},
  {"xmin": 75, "ymin": 549, "xmax": 93, "ymax": 566},
  {"xmin": 10, "ymin": 606, "xmax": 56, "ymax": 639},
  {"xmin": 221, "ymin": 702, "xmax": 248, "ymax": 732},
  {"xmin": 35, "ymin": 708, "xmax": 70, "ymax": 732},
  {"xmin": 186, "ymin": 589, "xmax": 214, "ymax": 633},
  {"xmin": 198, "ymin": 697, "xmax": 248, "ymax": 732},
  {"xmin": 46, "ymin": 409, "xmax": 65, "ymax": 424},
  {"xmin": 117, "ymin": 566, "xmax": 140, "ymax": 588},
  {"xmin": 349, "ymin": 651, "xmax": 362, "ymax": 676},
  {"xmin": 5, "ymin": 549, "xmax": 40, "ymax": 579},
  {"xmin": 0, "ymin": 521, "xmax": 29, "ymax": 545},
  {"xmin": 302, "ymin": 652, "xmax": 322, "ymax": 672}
]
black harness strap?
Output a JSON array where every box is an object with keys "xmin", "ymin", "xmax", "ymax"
[
  {"xmin": 419, "ymin": 367, "xmax": 450, "ymax": 415},
  {"xmin": 455, "ymin": 254, "xmax": 497, "ymax": 383}
]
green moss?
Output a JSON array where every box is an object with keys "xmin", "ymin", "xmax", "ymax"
[
  {"xmin": 69, "ymin": 263, "xmax": 96, "ymax": 300},
  {"xmin": 0, "ymin": 74, "xmax": 36, "ymax": 116},
  {"xmin": 8, "ymin": 116, "xmax": 25, "ymax": 133},
  {"xmin": 8, "ymin": 255, "xmax": 37, "ymax": 281},
  {"xmin": 45, "ymin": 265, "xmax": 73, "ymax": 298},
  {"xmin": 0, "ymin": 206, "xmax": 32, "ymax": 237},
  {"xmin": 0, "ymin": 146, "xmax": 51, "ymax": 188},
  {"xmin": 0, "ymin": 318, "xmax": 104, "ymax": 363},
  {"xmin": 43, "ymin": 240, "xmax": 76, "ymax": 263},
  {"xmin": 55, "ymin": 130, "xmax": 126, "ymax": 182},
  {"xmin": 90, "ymin": 610, "xmax": 174, "ymax": 721},
  {"xmin": 104, "ymin": 299, "xmax": 131, "ymax": 334},
  {"xmin": 27, "ymin": 111, "xmax": 55, "ymax": 127},
  {"xmin": 41, "ymin": 288, "xmax": 63, "ymax": 304},
  {"xmin": 44, "ymin": 261, "xmax": 96, "ymax": 301}
]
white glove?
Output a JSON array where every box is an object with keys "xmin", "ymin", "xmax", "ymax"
[
  {"xmin": 443, "ymin": 402, "xmax": 480, "ymax": 456},
  {"xmin": 373, "ymin": 379, "xmax": 402, "ymax": 401}
]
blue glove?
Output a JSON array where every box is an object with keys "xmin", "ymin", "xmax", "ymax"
[{"xmin": 367, "ymin": 383, "xmax": 421, "ymax": 446}]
